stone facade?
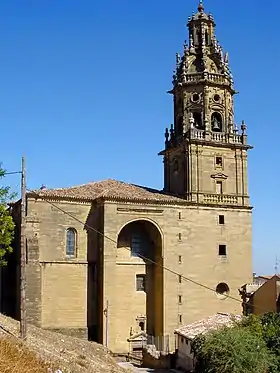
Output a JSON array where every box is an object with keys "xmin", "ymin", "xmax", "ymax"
[{"xmin": 4, "ymin": 1, "xmax": 253, "ymax": 356}]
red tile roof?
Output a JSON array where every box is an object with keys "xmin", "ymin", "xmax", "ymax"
[{"xmin": 28, "ymin": 179, "xmax": 185, "ymax": 204}]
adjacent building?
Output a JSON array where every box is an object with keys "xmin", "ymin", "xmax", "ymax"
[
  {"xmin": 2, "ymin": 1, "xmax": 253, "ymax": 354},
  {"xmin": 175, "ymin": 312, "xmax": 242, "ymax": 371},
  {"xmin": 240, "ymin": 275, "xmax": 280, "ymax": 315}
]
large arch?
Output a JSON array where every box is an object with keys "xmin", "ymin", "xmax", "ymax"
[{"xmin": 117, "ymin": 219, "xmax": 164, "ymax": 341}]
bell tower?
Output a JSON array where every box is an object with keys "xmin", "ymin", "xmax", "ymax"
[{"xmin": 160, "ymin": 1, "xmax": 252, "ymax": 207}]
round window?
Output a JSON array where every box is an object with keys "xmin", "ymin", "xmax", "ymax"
[
  {"xmin": 216, "ymin": 282, "xmax": 230, "ymax": 299},
  {"xmin": 214, "ymin": 94, "xmax": 220, "ymax": 102},
  {"xmin": 192, "ymin": 93, "xmax": 200, "ymax": 103}
]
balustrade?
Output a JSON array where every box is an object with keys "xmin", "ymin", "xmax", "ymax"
[
  {"xmin": 183, "ymin": 72, "xmax": 230, "ymax": 85},
  {"xmin": 203, "ymin": 194, "xmax": 238, "ymax": 204}
]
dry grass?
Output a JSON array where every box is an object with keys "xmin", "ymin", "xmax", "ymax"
[
  {"xmin": 0, "ymin": 313, "xmax": 125, "ymax": 373},
  {"xmin": 0, "ymin": 338, "xmax": 55, "ymax": 373}
]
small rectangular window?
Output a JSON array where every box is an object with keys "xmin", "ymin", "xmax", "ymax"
[
  {"xmin": 219, "ymin": 215, "xmax": 225, "ymax": 225},
  {"xmin": 179, "ymin": 212, "xmax": 182, "ymax": 220},
  {"xmin": 136, "ymin": 274, "xmax": 146, "ymax": 292},
  {"xmin": 216, "ymin": 181, "xmax": 223, "ymax": 194},
  {"xmin": 178, "ymin": 255, "xmax": 182, "ymax": 263},
  {"xmin": 179, "ymin": 314, "xmax": 182, "ymax": 323},
  {"xmin": 178, "ymin": 233, "xmax": 182, "ymax": 241},
  {"xmin": 216, "ymin": 156, "xmax": 223, "ymax": 167},
  {"xmin": 179, "ymin": 275, "xmax": 182, "ymax": 283},
  {"xmin": 219, "ymin": 244, "xmax": 227, "ymax": 256},
  {"xmin": 178, "ymin": 295, "xmax": 182, "ymax": 304}
]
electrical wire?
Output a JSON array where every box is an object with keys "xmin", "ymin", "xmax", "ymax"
[{"xmin": 26, "ymin": 187, "xmax": 256, "ymax": 311}]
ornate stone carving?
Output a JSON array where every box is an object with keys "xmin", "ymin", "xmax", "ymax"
[{"xmin": 211, "ymin": 172, "xmax": 228, "ymax": 180}]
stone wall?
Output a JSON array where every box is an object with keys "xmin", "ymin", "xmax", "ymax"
[
  {"xmin": 25, "ymin": 198, "xmax": 92, "ymax": 334},
  {"xmin": 102, "ymin": 200, "xmax": 252, "ymax": 353}
]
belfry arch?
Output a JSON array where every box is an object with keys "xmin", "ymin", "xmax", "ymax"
[{"xmin": 117, "ymin": 219, "xmax": 164, "ymax": 338}]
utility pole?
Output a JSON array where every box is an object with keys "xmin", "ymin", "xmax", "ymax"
[{"xmin": 20, "ymin": 156, "xmax": 27, "ymax": 339}]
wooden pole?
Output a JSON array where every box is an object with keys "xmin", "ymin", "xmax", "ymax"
[{"xmin": 20, "ymin": 156, "xmax": 27, "ymax": 339}]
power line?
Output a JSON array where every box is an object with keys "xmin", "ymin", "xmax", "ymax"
[
  {"xmin": 26, "ymin": 187, "xmax": 254, "ymax": 311},
  {"xmin": 4, "ymin": 171, "xmax": 22, "ymax": 175}
]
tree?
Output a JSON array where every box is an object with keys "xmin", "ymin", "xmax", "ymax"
[
  {"xmin": 240, "ymin": 312, "xmax": 280, "ymax": 372},
  {"xmin": 191, "ymin": 326, "xmax": 277, "ymax": 373},
  {"xmin": 0, "ymin": 165, "xmax": 15, "ymax": 265}
]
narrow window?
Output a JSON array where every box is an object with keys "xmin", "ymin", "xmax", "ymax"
[
  {"xmin": 178, "ymin": 233, "xmax": 182, "ymax": 241},
  {"xmin": 216, "ymin": 156, "xmax": 223, "ymax": 167},
  {"xmin": 178, "ymin": 295, "xmax": 182, "ymax": 304},
  {"xmin": 216, "ymin": 181, "xmax": 223, "ymax": 194},
  {"xmin": 219, "ymin": 215, "xmax": 225, "ymax": 225},
  {"xmin": 173, "ymin": 159, "xmax": 179, "ymax": 173},
  {"xmin": 219, "ymin": 244, "xmax": 227, "ymax": 256},
  {"xmin": 178, "ymin": 255, "xmax": 182, "ymax": 264},
  {"xmin": 178, "ymin": 212, "xmax": 182, "ymax": 220},
  {"xmin": 205, "ymin": 29, "xmax": 209, "ymax": 45},
  {"xmin": 136, "ymin": 274, "xmax": 146, "ymax": 292},
  {"xmin": 179, "ymin": 314, "xmax": 182, "ymax": 323},
  {"xmin": 139, "ymin": 321, "xmax": 145, "ymax": 331},
  {"xmin": 178, "ymin": 275, "xmax": 182, "ymax": 283},
  {"xmin": 66, "ymin": 228, "xmax": 76, "ymax": 256}
]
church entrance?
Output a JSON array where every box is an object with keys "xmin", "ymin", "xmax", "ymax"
[{"xmin": 117, "ymin": 220, "xmax": 164, "ymax": 342}]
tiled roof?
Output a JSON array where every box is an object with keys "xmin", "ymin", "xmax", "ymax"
[
  {"xmin": 175, "ymin": 313, "xmax": 242, "ymax": 340},
  {"xmin": 29, "ymin": 179, "xmax": 185, "ymax": 204}
]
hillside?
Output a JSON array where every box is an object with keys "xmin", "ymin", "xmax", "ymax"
[{"xmin": 0, "ymin": 313, "xmax": 125, "ymax": 373}]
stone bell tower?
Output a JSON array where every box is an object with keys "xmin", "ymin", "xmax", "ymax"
[{"xmin": 160, "ymin": 1, "xmax": 252, "ymax": 207}]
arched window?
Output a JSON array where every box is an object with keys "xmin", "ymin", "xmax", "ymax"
[
  {"xmin": 66, "ymin": 228, "xmax": 77, "ymax": 256},
  {"xmin": 211, "ymin": 112, "xmax": 223, "ymax": 132},
  {"xmin": 193, "ymin": 112, "xmax": 203, "ymax": 130}
]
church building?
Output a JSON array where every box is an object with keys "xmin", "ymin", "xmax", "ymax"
[{"xmin": 4, "ymin": 1, "xmax": 253, "ymax": 354}]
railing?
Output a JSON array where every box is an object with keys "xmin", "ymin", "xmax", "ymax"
[
  {"xmin": 203, "ymin": 194, "xmax": 238, "ymax": 204},
  {"xmin": 146, "ymin": 334, "xmax": 170, "ymax": 353},
  {"xmin": 190, "ymin": 129, "xmax": 243, "ymax": 144},
  {"xmin": 184, "ymin": 72, "xmax": 230, "ymax": 85},
  {"xmin": 211, "ymin": 132, "xmax": 227, "ymax": 142},
  {"xmin": 191, "ymin": 129, "xmax": 205, "ymax": 140}
]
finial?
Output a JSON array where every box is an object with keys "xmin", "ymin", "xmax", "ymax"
[
  {"xmin": 241, "ymin": 120, "xmax": 247, "ymax": 135},
  {"xmin": 198, "ymin": 0, "xmax": 204, "ymax": 13},
  {"xmin": 165, "ymin": 127, "xmax": 169, "ymax": 142}
]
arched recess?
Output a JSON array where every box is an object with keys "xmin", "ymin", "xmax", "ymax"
[
  {"xmin": 211, "ymin": 112, "xmax": 223, "ymax": 132},
  {"xmin": 193, "ymin": 112, "xmax": 204, "ymax": 130},
  {"xmin": 117, "ymin": 219, "xmax": 164, "ymax": 338}
]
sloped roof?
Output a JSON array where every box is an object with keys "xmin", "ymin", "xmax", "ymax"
[
  {"xmin": 175, "ymin": 313, "xmax": 242, "ymax": 340},
  {"xmin": 28, "ymin": 179, "xmax": 185, "ymax": 205}
]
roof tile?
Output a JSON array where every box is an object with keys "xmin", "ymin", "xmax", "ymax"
[
  {"xmin": 30, "ymin": 179, "xmax": 185, "ymax": 204},
  {"xmin": 175, "ymin": 313, "xmax": 242, "ymax": 340}
]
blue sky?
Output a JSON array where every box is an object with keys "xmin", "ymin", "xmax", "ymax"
[{"xmin": 1, "ymin": 0, "xmax": 278, "ymax": 275}]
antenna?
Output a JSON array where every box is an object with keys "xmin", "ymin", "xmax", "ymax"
[{"xmin": 275, "ymin": 255, "xmax": 279, "ymax": 275}]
